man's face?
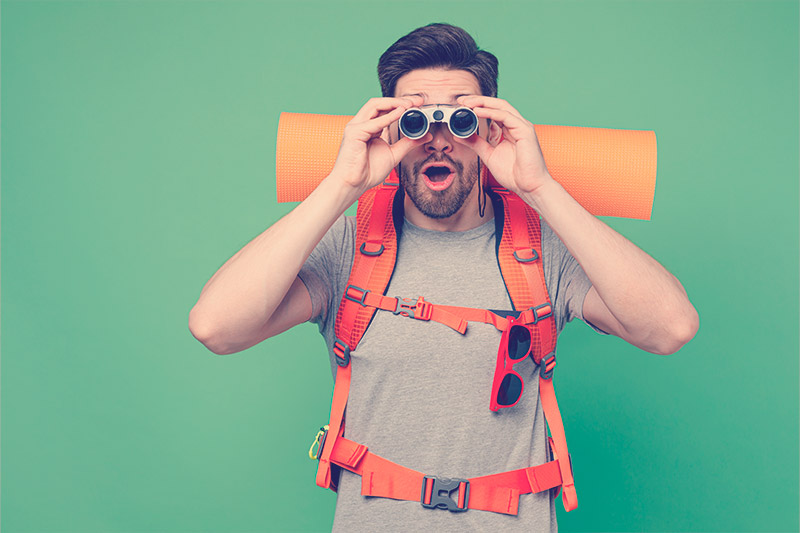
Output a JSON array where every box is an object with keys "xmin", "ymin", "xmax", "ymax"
[{"xmin": 392, "ymin": 68, "xmax": 491, "ymax": 219}]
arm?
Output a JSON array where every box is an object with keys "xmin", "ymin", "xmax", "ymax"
[
  {"xmin": 188, "ymin": 177, "xmax": 361, "ymax": 355},
  {"xmin": 189, "ymin": 95, "xmax": 426, "ymax": 355},
  {"xmin": 522, "ymin": 179, "xmax": 698, "ymax": 354},
  {"xmin": 454, "ymin": 95, "xmax": 699, "ymax": 355}
]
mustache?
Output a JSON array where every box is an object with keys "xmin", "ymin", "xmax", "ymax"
[{"xmin": 412, "ymin": 154, "xmax": 463, "ymax": 175}]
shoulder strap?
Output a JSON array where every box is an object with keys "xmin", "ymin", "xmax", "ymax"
[
  {"xmin": 316, "ymin": 176, "xmax": 399, "ymax": 491},
  {"xmin": 492, "ymin": 189, "xmax": 556, "ymax": 363},
  {"xmin": 334, "ymin": 180, "xmax": 400, "ymax": 351},
  {"xmin": 492, "ymin": 188, "xmax": 577, "ymax": 511}
]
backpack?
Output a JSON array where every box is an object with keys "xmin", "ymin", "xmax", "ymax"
[{"xmin": 310, "ymin": 172, "xmax": 577, "ymax": 515}]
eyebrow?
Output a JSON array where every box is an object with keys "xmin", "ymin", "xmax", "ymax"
[{"xmin": 399, "ymin": 92, "xmax": 473, "ymax": 102}]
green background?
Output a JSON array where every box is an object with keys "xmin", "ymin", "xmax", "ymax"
[{"xmin": 3, "ymin": 0, "xmax": 798, "ymax": 531}]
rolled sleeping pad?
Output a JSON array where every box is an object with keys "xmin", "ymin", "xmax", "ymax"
[{"xmin": 276, "ymin": 112, "xmax": 657, "ymax": 220}]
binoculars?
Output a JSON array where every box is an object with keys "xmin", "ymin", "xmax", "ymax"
[{"xmin": 399, "ymin": 104, "xmax": 479, "ymax": 139}]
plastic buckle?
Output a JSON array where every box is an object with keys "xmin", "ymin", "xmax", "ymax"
[
  {"xmin": 393, "ymin": 296, "xmax": 432, "ymax": 321},
  {"xmin": 540, "ymin": 351, "xmax": 556, "ymax": 380},
  {"xmin": 333, "ymin": 339, "xmax": 351, "ymax": 367},
  {"xmin": 420, "ymin": 475, "xmax": 469, "ymax": 512},
  {"xmin": 344, "ymin": 284, "xmax": 369, "ymax": 306},
  {"xmin": 531, "ymin": 302, "xmax": 553, "ymax": 323}
]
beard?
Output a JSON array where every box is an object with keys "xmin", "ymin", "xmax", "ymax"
[{"xmin": 399, "ymin": 154, "xmax": 481, "ymax": 219}]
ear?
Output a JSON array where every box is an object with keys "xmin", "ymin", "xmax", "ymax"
[{"xmin": 486, "ymin": 119, "xmax": 502, "ymax": 146}]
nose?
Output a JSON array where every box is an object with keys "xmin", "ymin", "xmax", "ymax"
[{"xmin": 424, "ymin": 123, "xmax": 453, "ymax": 154}]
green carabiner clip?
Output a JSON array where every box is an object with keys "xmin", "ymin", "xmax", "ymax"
[{"xmin": 308, "ymin": 425, "xmax": 329, "ymax": 460}]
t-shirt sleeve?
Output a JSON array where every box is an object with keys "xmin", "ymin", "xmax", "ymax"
[
  {"xmin": 541, "ymin": 219, "xmax": 609, "ymax": 336},
  {"xmin": 297, "ymin": 215, "xmax": 355, "ymax": 335}
]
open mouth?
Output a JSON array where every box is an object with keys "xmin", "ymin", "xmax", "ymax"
[{"xmin": 421, "ymin": 162, "xmax": 456, "ymax": 191}]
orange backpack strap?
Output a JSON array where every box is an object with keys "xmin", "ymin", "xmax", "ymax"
[
  {"xmin": 315, "ymin": 176, "xmax": 400, "ymax": 491},
  {"xmin": 493, "ymin": 189, "xmax": 577, "ymax": 512}
]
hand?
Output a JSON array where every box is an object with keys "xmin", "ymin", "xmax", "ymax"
[
  {"xmin": 453, "ymin": 95, "xmax": 554, "ymax": 196},
  {"xmin": 329, "ymin": 95, "xmax": 430, "ymax": 194}
]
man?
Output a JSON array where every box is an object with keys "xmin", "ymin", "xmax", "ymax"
[{"xmin": 189, "ymin": 23, "xmax": 698, "ymax": 531}]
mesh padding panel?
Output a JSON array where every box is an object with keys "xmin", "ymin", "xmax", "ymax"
[{"xmin": 334, "ymin": 186, "xmax": 398, "ymax": 349}]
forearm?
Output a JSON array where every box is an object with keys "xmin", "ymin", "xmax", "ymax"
[
  {"xmin": 520, "ymin": 178, "xmax": 698, "ymax": 351},
  {"xmin": 189, "ymin": 173, "xmax": 362, "ymax": 348}
]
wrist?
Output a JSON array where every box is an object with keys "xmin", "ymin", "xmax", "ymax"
[
  {"xmin": 518, "ymin": 174, "xmax": 562, "ymax": 212},
  {"xmin": 305, "ymin": 171, "xmax": 367, "ymax": 216},
  {"xmin": 323, "ymin": 170, "xmax": 371, "ymax": 200}
]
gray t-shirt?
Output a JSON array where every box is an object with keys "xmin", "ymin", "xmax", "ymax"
[{"xmin": 299, "ymin": 213, "xmax": 600, "ymax": 532}]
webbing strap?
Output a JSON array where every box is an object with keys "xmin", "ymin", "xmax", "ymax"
[
  {"xmin": 315, "ymin": 363, "xmax": 350, "ymax": 489},
  {"xmin": 539, "ymin": 374, "xmax": 577, "ymax": 511},
  {"xmin": 343, "ymin": 287, "xmax": 468, "ymax": 334},
  {"xmin": 497, "ymin": 190, "xmax": 574, "ymax": 511},
  {"xmin": 318, "ymin": 179, "xmax": 398, "ymax": 490},
  {"xmin": 329, "ymin": 436, "xmax": 565, "ymax": 515},
  {"xmin": 344, "ymin": 286, "xmax": 553, "ymax": 334}
]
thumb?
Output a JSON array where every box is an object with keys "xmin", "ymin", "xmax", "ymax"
[{"xmin": 389, "ymin": 133, "xmax": 431, "ymax": 165}]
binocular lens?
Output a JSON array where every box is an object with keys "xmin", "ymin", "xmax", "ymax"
[
  {"xmin": 450, "ymin": 109, "xmax": 478, "ymax": 137},
  {"xmin": 400, "ymin": 110, "xmax": 427, "ymax": 138}
]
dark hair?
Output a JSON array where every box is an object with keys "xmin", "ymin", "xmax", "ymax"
[{"xmin": 378, "ymin": 23, "xmax": 498, "ymax": 98}]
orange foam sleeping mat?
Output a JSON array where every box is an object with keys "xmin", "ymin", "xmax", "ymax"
[{"xmin": 276, "ymin": 112, "xmax": 657, "ymax": 220}]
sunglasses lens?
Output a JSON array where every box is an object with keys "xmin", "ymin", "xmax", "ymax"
[
  {"xmin": 507, "ymin": 325, "xmax": 531, "ymax": 360},
  {"xmin": 450, "ymin": 108, "xmax": 478, "ymax": 137},
  {"xmin": 497, "ymin": 373, "xmax": 523, "ymax": 406},
  {"xmin": 400, "ymin": 110, "xmax": 427, "ymax": 139}
]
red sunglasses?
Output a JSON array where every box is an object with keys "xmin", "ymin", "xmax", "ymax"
[{"xmin": 490, "ymin": 317, "xmax": 534, "ymax": 411}]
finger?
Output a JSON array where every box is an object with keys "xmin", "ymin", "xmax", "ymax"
[
  {"xmin": 453, "ymin": 132, "xmax": 493, "ymax": 161},
  {"xmin": 470, "ymin": 107, "xmax": 531, "ymax": 141},
  {"xmin": 457, "ymin": 95, "xmax": 524, "ymax": 120},
  {"xmin": 352, "ymin": 95, "xmax": 423, "ymax": 122},
  {"xmin": 389, "ymin": 133, "xmax": 432, "ymax": 164},
  {"xmin": 359, "ymin": 104, "xmax": 410, "ymax": 137}
]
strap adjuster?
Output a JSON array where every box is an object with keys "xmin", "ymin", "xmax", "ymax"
[
  {"xmin": 531, "ymin": 302, "xmax": 553, "ymax": 323},
  {"xmin": 333, "ymin": 339, "xmax": 351, "ymax": 367},
  {"xmin": 393, "ymin": 296, "xmax": 432, "ymax": 321},
  {"xmin": 420, "ymin": 475, "xmax": 470, "ymax": 512},
  {"xmin": 540, "ymin": 352, "xmax": 556, "ymax": 380},
  {"xmin": 344, "ymin": 284, "xmax": 369, "ymax": 306}
]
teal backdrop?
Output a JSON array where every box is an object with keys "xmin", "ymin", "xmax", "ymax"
[{"xmin": 3, "ymin": 1, "xmax": 798, "ymax": 531}]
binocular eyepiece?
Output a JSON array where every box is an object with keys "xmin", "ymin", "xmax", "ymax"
[{"xmin": 399, "ymin": 105, "xmax": 478, "ymax": 140}]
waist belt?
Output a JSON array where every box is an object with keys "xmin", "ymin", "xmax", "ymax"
[{"xmin": 326, "ymin": 431, "xmax": 571, "ymax": 515}]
